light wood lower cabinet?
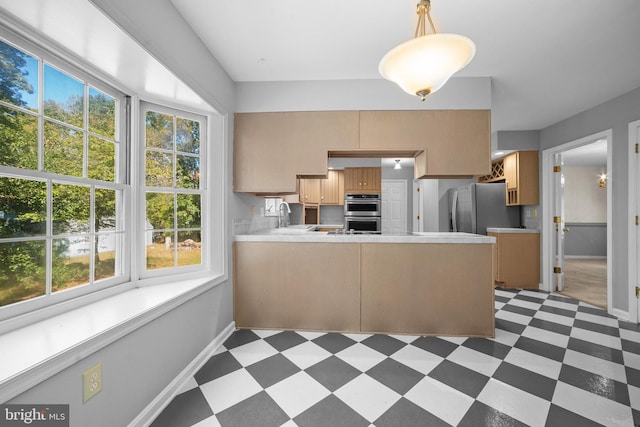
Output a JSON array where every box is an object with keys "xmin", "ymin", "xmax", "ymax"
[
  {"xmin": 234, "ymin": 241, "xmax": 495, "ymax": 337},
  {"xmin": 234, "ymin": 242, "xmax": 361, "ymax": 332},
  {"xmin": 489, "ymin": 232, "xmax": 540, "ymax": 289},
  {"xmin": 360, "ymin": 244, "xmax": 494, "ymax": 337}
]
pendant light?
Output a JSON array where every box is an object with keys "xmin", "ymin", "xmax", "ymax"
[
  {"xmin": 379, "ymin": 0, "xmax": 476, "ymax": 100},
  {"xmin": 394, "ymin": 160, "xmax": 402, "ymax": 170}
]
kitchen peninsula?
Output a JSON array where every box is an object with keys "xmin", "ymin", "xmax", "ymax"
[{"xmin": 233, "ymin": 230, "xmax": 495, "ymax": 337}]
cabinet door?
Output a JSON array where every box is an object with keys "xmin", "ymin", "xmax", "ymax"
[
  {"xmin": 360, "ymin": 110, "xmax": 491, "ymax": 177},
  {"xmin": 504, "ymin": 153, "xmax": 518, "ymax": 190},
  {"xmin": 234, "ymin": 111, "xmax": 359, "ymax": 193},
  {"xmin": 321, "ymin": 170, "xmax": 340, "ymax": 204},
  {"xmin": 366, "ymin": 167, "xmax": 382, "ymax": 192},
  {"xmin": 343, "ymin": 168, "xmax": 361, "ymax": 193},
  {"xmin": 300, "ymin": 178, "xmax": 321, "ymax": 204}
]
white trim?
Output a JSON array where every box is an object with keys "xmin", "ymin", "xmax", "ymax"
[
  {"xmin": 542, "ymin": 130, "xmax": 613, "ymax": 314},
  {"xmin": 612, "ymin": 308, "xmax": 630, "ymax": 322},
  {"xmin": 564, "ymin": 255, "xmax": 607, "ymax": 260},
  {"xmin": 0, "ymin": 276, "xmax": 226, "ymax": 403},
  {"xmin": 128, "ymin": 321, "xmax": 236, "ymax": 427},
  {"xmin": 629, "ymin": 120, "xmax": 640, "ymax": 324}
]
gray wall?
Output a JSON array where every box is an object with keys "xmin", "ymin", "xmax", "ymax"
[
  {"xmin": 565, "ymin": 223, "xmax": 607, "ymax": 258},
  {"xmin": 540, "ymin": 86, "xmax": 640, "ymax": 312}
]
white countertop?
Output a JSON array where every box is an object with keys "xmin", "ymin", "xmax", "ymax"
[
  {"xmin": 487, "ymin": 227, "xmax": 540, "ymax": 234},
  {"xmin": 234, "ymin": 228, "xmax": 495, "ymax": 244}
]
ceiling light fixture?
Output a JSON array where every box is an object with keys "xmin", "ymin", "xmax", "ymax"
[
  {"xmin": 379, "ymin": 0, "xmax": 476, "ymax": 100},
  {"xmin": 394, "ymin": 159, "xmax": 402, "ymax": 170}
]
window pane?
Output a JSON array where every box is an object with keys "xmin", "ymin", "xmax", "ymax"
[
  {"xmin": 44, "ymin": 65, "xmax": 84, "ymax": 128},
  {"xmin": 177, "ymin": 193, "xmax": 201, "ymax": 228},
  {"xmin": 0, "ymin": 105, "xmax": 39, "ymax": 169},
  {"xmin": 0, "ymin": 39, "xmax": 39, "ymax": 111},
  {"xmin": 0, "ymin": 240, "xmax": 46, "ymax": 307},
  {"xmin": 52, "ymin": 183, "xmax": 90, "ymax": 235},
  {"xmin": 145, "ymin": 111, "xmax": 173, "ymax": 150},
  {"xmin": 44, "ymin": 120, "xmax": 83, "ymax": 177},
  {"xmin": 0, "ymin": 176, "xmax": 46, "ymax": 237},
  {"xmin": 146, "ymin": 192, "xmax": 174, "ymax": 230},
  {"xmin": 88, "ymin": 87, "xmax": 116, "ymax": 139},
  {"xmin": 176, "ymin": 154, "xmax": 200, "ymax": 189},
  {"xmin": 146, "ymin": 231, "xmax": 175, "ymax": 270},
  {"xmin": 95, "ymin": 232, "xmax": 118, "ymax": 282},
  {"xmin": 95, "ymin": 188, "xmax": 116, "ymax": 232},
  {"xmin": 88, "ymin": 136, "xmax": 115, "ymax": 182},
  {"xmin": 177, "ymin": 231, "xmax": 201, "ymax": 266},
  {"xmin": 145, "ymin": 150, "xmax": 173, "ymax": 187},
  {"xmin": 52, "ymin": 236, "xmax": 90, "ymax": 292},
  {"xmin": 176, "ymin": 117, "xmax": 199, "ymax": 154}
]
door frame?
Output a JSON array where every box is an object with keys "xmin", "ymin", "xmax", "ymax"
[
  {"xmin": 629, "ymin": 120, "xmax": 640, "ymax": 323},
  {"xmin": 413, "ymin": 180, "xmax": 424, "ymax": 232},
  {"xmin": 541, "ymin": 129, "xmax": 612, "ymax": 313}
]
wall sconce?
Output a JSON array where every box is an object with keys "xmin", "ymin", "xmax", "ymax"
[{"xmin": 599, "ymin": 174, "xmax": 607, "ymax": 189}]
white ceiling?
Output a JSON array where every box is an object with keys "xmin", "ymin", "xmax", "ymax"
[
  {"xmin": 562, "ymin": 139, "xmax": 608, "ymax": 167},
  {"xmin": 171, "ymin": 0, "xmax": 640, "ymax": 131}
]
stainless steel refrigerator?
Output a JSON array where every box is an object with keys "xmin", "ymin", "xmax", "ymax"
[{"xmin": 448, "ymin": 183, "xmax": 521, "ymax": 235}]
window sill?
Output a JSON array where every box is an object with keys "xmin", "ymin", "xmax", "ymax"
[{"xmin": 0, "ymin": 275, "xmax": 226, "ymax": 403}]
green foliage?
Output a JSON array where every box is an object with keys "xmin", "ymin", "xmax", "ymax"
[
  {"xmin": 0, "ymin": 41, "xmax": 121, "ymax": 307},
  {"xmin": 0, "ymin": 41, "xmax": 33, "ymax": 108}
]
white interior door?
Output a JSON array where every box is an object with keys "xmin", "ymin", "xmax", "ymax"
[
  {"xmin": 553, "ymin": 153, "xmax": 566, "ymax": 291},
  {"xmin": 382, "ymin": 180, "xmax": 407, "ymax": 234}
]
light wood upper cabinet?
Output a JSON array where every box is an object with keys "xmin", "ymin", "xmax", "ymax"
[
  {"xmin": 344, "ymin": 167, "xmax": 381, "ymax": 194},
  {"xmin": 300, "ymin": 170, "xmax": 344, "ymax": 205},
  {"xmin": 299, "ymin": 178, "xmax": 321, "ymax": 204},
  {"xmin": 320, "ymin": 170, "xmax": 344, "ymax": 205},
  {"xmin": 478, "ymin": 150, "xmax": 539, "ymax": 206},
  {"xmin": 504, "ymin": 153, "xmax": 518, "ymax": 190},
  {"xmin": 504, "ymin": 151, "xmax": 539, "ymax": 206},
  {"xmin": 359, "ymin": 110, "xmax": 491, "ymax": 177},
  {"xmin": 233, "ymin": 110, "xmax": 491, "ymax": 194},
  {"xmin": 233, "ymin": 111, "xmax": 359, "ymax": 194}
]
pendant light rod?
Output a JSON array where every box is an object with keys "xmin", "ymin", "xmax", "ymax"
[{"xmin": 415, "ymin": 0, "xmax": 437, "ymax": 38}]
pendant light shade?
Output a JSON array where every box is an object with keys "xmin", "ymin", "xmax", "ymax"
[{"xmin": 379, "ymin": 0, "xmax": 475, "ymax": 100}]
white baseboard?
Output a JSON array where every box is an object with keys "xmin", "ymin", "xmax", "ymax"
[
  {"xmin": 128, "ymin": 321, "xmax": 236, "ymax": 427},
  {"xmin": 612, "ymin": 308, "xmax": 630, "ymax": 323}
]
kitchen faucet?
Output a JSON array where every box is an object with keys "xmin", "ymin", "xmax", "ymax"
[{"xmin": 278, "ymin": 201, "xmax": 291, "ymax": 228}]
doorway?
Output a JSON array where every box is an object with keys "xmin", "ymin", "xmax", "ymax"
[{"xmin": 542, "ymin": 130, "xmax": 612, "ymax": 313}]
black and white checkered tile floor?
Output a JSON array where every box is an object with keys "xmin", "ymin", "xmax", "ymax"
[{"xmin": 150, "ymin": 289, "xmax": 640, "ymax": 427}]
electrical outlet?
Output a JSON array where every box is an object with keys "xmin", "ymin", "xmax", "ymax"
[
  {"xmin": 83, "ymin": 363, "xmax": 102, "ymax": 402},
  {"xmin": 532, "ymin": 208, "xmax": 538, "ymax": 218}
]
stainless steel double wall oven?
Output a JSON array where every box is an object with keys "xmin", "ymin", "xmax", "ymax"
[{"xmin": 344, "ymin": 194, "xmax": 381, "ymax": 233}]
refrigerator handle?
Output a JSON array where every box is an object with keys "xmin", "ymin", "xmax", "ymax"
[{"xmin": 452, "ymin": 190, "xmax": 458, "ymax": 232}]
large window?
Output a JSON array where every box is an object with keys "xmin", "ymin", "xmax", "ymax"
[
  {"xmin": 0, "ymin": 37, "xmax": 127, "ymax": 311},
  {"xmin": 142, "ymin": 103, "xmax": 205, "ymax": 273}
]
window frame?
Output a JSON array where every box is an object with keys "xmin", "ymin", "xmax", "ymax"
[
  {"xmin": 0, "ymin": 29, "xmax": 132, "ymax": 321},
  {"xmin": 0, "ymin": 23, "xmax": 225, "ymax": 329},
  {"xmin": 138, "ymin": 101, "xmax": 209, "ymax": 279}
]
